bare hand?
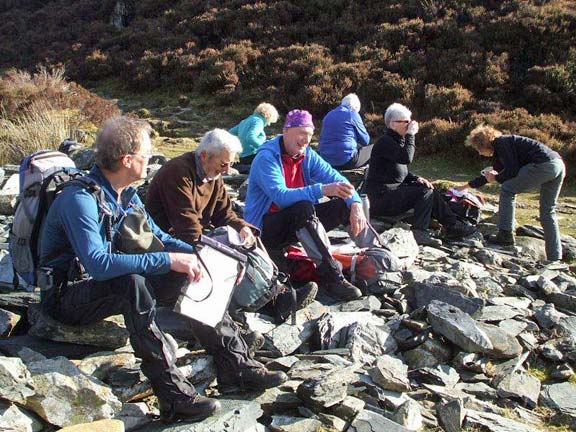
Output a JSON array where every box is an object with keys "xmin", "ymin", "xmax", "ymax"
[
  {"xmin": 407, "ymin": 120, "xmax": 419, "ymax": 135},
  {"xmin": 169, "ymin": 252, "xmax": 202, "ymax": 282},
  {"xmin": 416, "ymin": 176, "xmax": 434, "ymax": 189},
  {"xmin": 453, "ymin": 184, "xmax": 469, "ymax": 192},
  {"xmin": 485, "ymin": 170, "xmax": 498, "ymax": 183},
  {"xmin": 349, "ymin": 202, "xmax": 367, "ymax": 236},
  {"xmin": 322, "ymin": 182, "xmax": 355, "ymax": 199},
  {"xmin": 239, "ymin": 226, "xmax": 256, "ymax": 248}
]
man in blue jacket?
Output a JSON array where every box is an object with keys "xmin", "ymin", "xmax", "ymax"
[
  {"xmin": 245, "ymin": 109, "xmax": 369, "ymax": 301},
  {"xmin": 319, "ymin": 93, "xmax": 371, "ymax": 169},
  {"xmin": 39, "ymin": 117, "xmax": 286, "ymax": 424}
]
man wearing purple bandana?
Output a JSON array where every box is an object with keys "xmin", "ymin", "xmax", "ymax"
[{"xmin": 244, "ymin": 109, "xmax": 369, "ymax": 301}]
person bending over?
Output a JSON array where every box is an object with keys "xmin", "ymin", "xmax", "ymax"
[{"xmin": 454, "ymin": 124, "xmax": 565, "ymax": 261}]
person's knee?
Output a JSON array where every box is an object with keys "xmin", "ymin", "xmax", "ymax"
[
  {"xmin": 289, "ymin": 201, "xmax": 316, "ymax": 227},
  {"xmin": 123, "ymin": 274, "xmax": 156, "ymax": 314}
]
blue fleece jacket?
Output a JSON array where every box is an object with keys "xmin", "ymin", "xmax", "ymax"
[
  {"xmin": 318, "ymin": 105, "xmax": 370, "ymax": 167},
  {"xmin": 244, "ymin": 135, "xmax": 361, "ymax": 229},
  {"xmin": 40, "ymin": 166, "xmax": 192, "ymax": 281},
  {"xmin": 229, "ymin": 113, "xmax": 267, "ymax": 158}
]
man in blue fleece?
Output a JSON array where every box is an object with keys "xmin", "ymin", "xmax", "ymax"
[
  {"xmin": 39, "ymin": 117, "xmax": 286, "ymax": 424},
  {"xmin": 319, "ymin": 93, "xmax": 372, "ymax": 170},
  {"xmin": 245, "ymin": 109, "xmax": 369, "ymax": 301}
]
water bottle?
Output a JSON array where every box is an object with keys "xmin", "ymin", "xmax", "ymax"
[{"xmin": 360, "ymin": 194, "xmax": 370, "ymax": 221}]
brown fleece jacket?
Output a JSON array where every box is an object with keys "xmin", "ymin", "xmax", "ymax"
[{"xmin": 145, "ymin": 152, "xmax": 254, "ymax": 245}]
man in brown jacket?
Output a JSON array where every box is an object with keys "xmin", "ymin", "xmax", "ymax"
[{"xmin": 146, "ymin": 129, "xmax": 316, "ymax": 322}]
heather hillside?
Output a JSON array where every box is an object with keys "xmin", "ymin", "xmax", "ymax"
[{"xmin": 1, "ymin": 0, "xmax": 576, "ymax": 163}]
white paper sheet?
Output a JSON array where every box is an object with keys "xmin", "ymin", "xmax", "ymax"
[{"xmin": 174, "ymin": 245, "xmax": 240, "ymax": 327}]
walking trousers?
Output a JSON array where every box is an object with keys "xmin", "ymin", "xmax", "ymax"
[{"xmin": 42, "ymin": 271, "xmax": 259, "ymax": 402}]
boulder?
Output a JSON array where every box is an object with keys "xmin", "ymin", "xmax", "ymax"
[
  {"xmin": 0, "ymin": 401, "xmax": 43, "ymax": 432},
  {"xmin": 27, "ymin": 304, "xmax": 129, "ymax": 349},
  {"xmin": 427, "ymin": 301, "xmax": 493, "ymax": 353},
  {"xmin": 368, "ymin": 355, "xmax": 410, "ymax": 392},
  {"xmin": 349, "ymin": 409, "xmax": 412, "ymax": 432}
]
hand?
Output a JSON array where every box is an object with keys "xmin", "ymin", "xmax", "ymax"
[
  {"xmin": 169, "ymin": 252, "xmax": 202, "ymax": 282},
  {"xmin": 453, "ymin": 184, "xmax": 469, "ymax": 192},
  {"xmin": 485, "ymin": 170, "xmax": 498, "ymax": 183},
  {"xmin": 407, "ymin": 120, "xmax": 419, "ymax": 135},
  {"xmin": 239, "ymin": 226, "xmax": 256, "ymax": 248},
  {"xmin": 416, "ymin": 176, "xmax": 434, "ymax": 189},
  {"xmin": 322, "ymin": 182, "xmax": 355, "ymax": 199},
  {"xmin": 349, "ymin": 202, "xmax": 367, "ymax": 236}
]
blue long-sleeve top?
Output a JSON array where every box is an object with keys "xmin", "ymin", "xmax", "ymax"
[
  {"xmin": 468, "ymin": 135, "xmax": 561, "ymax": 188},
  {"xmin": 318, "ymin": 105, "xmax": 370, "ymax": 167},
  {"xmin": 244, "ymin": 135, "xmax": 361, "ymax": 229},
  {"xmin": 40, "ymin": 165, "xmax": 193, "ymax": 281},
  {"xmin": 229, "ymin": 113, "xmax": 267, "ymax": 158}
]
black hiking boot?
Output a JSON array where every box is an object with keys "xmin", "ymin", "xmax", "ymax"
[
  {"xmin": 158, "ymin": 395, "xmax": 221, "ymax": 424},
  {"xmin": 445, "ymin": 221, "xmax": 477, "ymax": 240},
  {"xmin": 270, "ymin": 282, "xmax": 318, "ymax": 323},
  {"xmin": 218, "ymin": 367, "xmax": 288, "ymax": 394},
  {"xmin": 411, "ymin": 228, "xmax": 442, "ymax": 247},
  {"xmin": 488, "ymin": 229, "xmax": 515, "ymax": 246}
]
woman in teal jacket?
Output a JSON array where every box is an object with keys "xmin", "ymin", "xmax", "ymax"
[{"xmin": 229, "ymin": 102, "xmax": 279, "ymax": 167}]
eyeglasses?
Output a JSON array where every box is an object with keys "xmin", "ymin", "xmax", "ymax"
[
  {"xmin": 220, "ymin": 160, "xmax": 234, "ymax": 168},
  {"xmin": 129, "ymin": 152, "xmax": 153, "ymax": 160},
  {"xmin": 394, "ymin": 120, "xmax": 410, "ymax": 124}
]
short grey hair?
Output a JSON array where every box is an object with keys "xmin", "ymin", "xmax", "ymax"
[
  {"xmin": 95, "ymin": 117, "xmax": 152, "ymax": 171},
  {"xmin": 196, "ymin": 128, "xmax": 242, "ymax": 157},
  {"xmin": 341, "ymin": 93, "xmax": 361, "ymax": 112},
  {"xmin": 384, "ymin": 103, "xmax": 412, "ymax": 128}
]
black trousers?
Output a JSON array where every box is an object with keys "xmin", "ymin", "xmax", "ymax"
[
  {"xmin": 261, "ymin": 199, "xmax": 350, "ymax": 249},
  {"xmin": 369, "ymin": 183, "xmax": 457, "ymax": 230},
  {"xmin": 42, "ymin": 271, "xmax": 258, "ymax": 402},
  {"xmin": 332, "ymin": 145, "xmax": 373, "ymax": 170}
]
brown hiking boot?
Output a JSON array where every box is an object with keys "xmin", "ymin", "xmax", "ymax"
[
  {"xmin": 324, "ymin": 276, "xmax": 363, "ymax": 301},
  {"xmin": 218, "ymin": 367, "xmax": 288, "ymax": 394},
  {"xmin": 158, "ymin": 395, "xmax": 221, "ymax": 423},
  {"xmin": 488, "ymin": 229, "xmax": 515, "ymax": 246}
]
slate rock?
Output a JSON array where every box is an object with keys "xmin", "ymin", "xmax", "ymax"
[
  {"xmin": 25, "ymin": 356, "xmax": 122, "ymax": 427},
  {"xmin": 475, "ymin": 305, "xmax": 524, "ymax": 321},
  {"xmin": 333, "ymin": 295, "xmax": 382, "ymax": 312},
  {"xmin": 550, "ymin": 363, "xmax": 574, "ymax": 380},
  {"xmin": 78, "ymin": 351, "xmax": 137, "ymax": 381},
  {"xmin": 0, "ymin": 356, "xmax": 34, "ymax": 404},
  {"xmin": 297, "ymin": 364, "xmax": 360, "ymax": 409},
  {"xmin": 465, "ymin": 409, "xmax": 542, "ymax": 432},
  {"xmin": 412, "ymin": 364, "xmax": 459, "ymax": 387},
  {"xmin": 115, "ymin": 398, "xmax": 262, "ymax": 432},
  {"xmin": 406, "ymin": 282, "xmax": 484, "ymax": 315},
  {"xmin": 348, "ymin": 409, "xmax": 412, "ymax": 432},
  {"xmin": 255, "ymin": 387, "xmax": 302, "ymax": 415},
  {"xmin": 317, "ymin": 311, "xmax": 375, "ymax": 350},
  {"xmin": 0, "ymin": 307, "xmax": 21, "ymax": 337},
  {"xmin": 328, "ymin": 396, "xmax": 365, "ymax": 421},
  {"xmin": 0, "ymin": 335, "xmax": 103, "ymax": 359},
  {"xmin": 0, "ymin": 401, "xmax": 43, "ymax": 432},
  {"xmin": 547, "ymin": 291, "xmax": 576, "ymax": 313},
  {"xmin": 456, "ymin": 382, "xmax": 498, "ymax": 400},
  {"xmin": 403, "ymin": 338, "xmax": 452, "ymax": 369},
  {"xmin": 263, "ymin": 302, "xmax": 328, "ymax": 356},
  {"xmin": 474, "ymin": 249, "xmax": 503, "ymax": 266},
  {"xmin": 437, "ymin": 399, "xmax": 465, "ymax": 432},
  {"xmin": 28, "ymin": 304, "xmax": 129, "ymax": 349},
  {"xmin": 114, "ymin": 402, "xmax": 155, "ymax": 432},
  {"xmin": 515, "ymin": 236, "xmax": 547, "ymax": 261},
  {"xmin": 533, "ymin": 303, "xmax": 566, "ymax": 329},
  {"xmin": 496, "ymin": 369, "xmax": 541, "ymax": 408},
  {"xmin": 477, "ymin": 322, "xmax": 523, "ymax": 359},
  {"xmin": 368, "ymin": 354, "xmax": 410, "ymax": 392},
  {"xmin": 540, "ymin": 382, "xmax": 576, "ymax": 424},
  {"xmin": 392, "ymin": 399, "xmax": 423, "ymax": 431},
  {"xmin": 346, "ymin": 319, "xmax": 398, "ymax": 365},
  {"xmin": 379, "ymin": 227, "xmax": 419, "ymax": 268},
  {"xmin": 498, "ymin": 319, "xmax": 528, "ymax": 337},
  {"xmin": 427, "ymin": 301, "xmax": 493, "ymax": 353}
]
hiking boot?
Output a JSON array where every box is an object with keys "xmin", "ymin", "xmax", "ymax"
[
  {"xmin": 488, "ymin": 229, "xmax": 515, "ymax": 246},
  {"xmin": 271, "ymin": 282, "xmax": 318, "ymax": 323},
  {"xmin": 158, "ymin": 395, "xmax": 221, "ymax": 424},
  {"xmin": 218, "ymin": 367, "xmax": 288, "ymax": 394},
  {"xmin": 445, "ymin": 221, "xmax": 477, "ymax": 240},
  {"xmin": 324, "ymin": 276, "xmax": 363, "ymax": 301},
  {"xmin": 412, "ymin": 228, "xmax": 442, "ymax": 247}
]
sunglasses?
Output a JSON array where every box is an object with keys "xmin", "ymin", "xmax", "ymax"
[{"xmin": 394, "ymin": 120, "xmax": 410, "ymax": 124}]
